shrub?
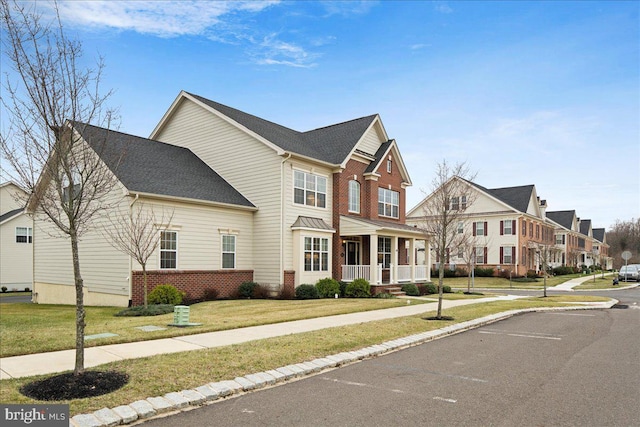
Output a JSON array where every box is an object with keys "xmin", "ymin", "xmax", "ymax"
[
  {"xmin": 315, "ymin": 278, "xmax": 340, "ymax": 298},
  {"xmin": 148, "ymin": 284, "xmax": 185, "ymax": 305},
  {"xmin": 345, "ymin": 278, "xmax": 371, "ymax": 298},
  {"xmin": 442, "ymin": 285, "xmax": 452, "ymax": 293},
  {"xmin": 338, "ymin": 281, "xmax": 348, "ymax": 297},
  {"xmin": 553, "ymin": 266, "xmax": 574, "ymax": 276},
  {"xmin": 203, "ymin": 288, "xmax": 219, "ymax": 301},
  {"xmin": 238, "ymin": 281, "xmax": 259, "ymax": 298},
  {"xmin": 474, "ymin": 267, "xmax": 495, "ymax": 277},
  {"xmin": 418, "ymin": 283, "xmax": 437, "ymax": 295},
  {"xmin": 401, "ymin": 283, "xmax": 419, "ymax": 296},
  {"xmin": 376, "ymin": 292, "xmax": 395, "ymax": 299},
  {"xmin": 24, "ymin": 287, "xmax": 30, "ymax": 292},
  {"xmin": 115, "ymin": 304, "xmax": 174, "ymax": 317},
  {"xmin": 1, "ymin": 286, "xmax": 6, "ymax": 293},
  {"xmin": 295, "ymin": 284, "xmax": 319, "ymax": 299},
  {"xmin": 526, "ymin": 270, "xmax": 538, "ymax": 279}
]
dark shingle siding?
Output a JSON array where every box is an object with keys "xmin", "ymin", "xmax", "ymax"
[{"xmin": 74, "ymin": 122, "xmax": 254, "ymax": 208}]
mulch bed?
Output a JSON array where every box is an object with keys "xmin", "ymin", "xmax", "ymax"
[{"xmin": 20, "ymin": 370, "xmax": 129, "ymax": 401}]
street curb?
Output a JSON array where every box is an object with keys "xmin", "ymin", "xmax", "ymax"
[{"xmin": 69, "ymin": 299, "xmax": 618, "ymax": 427}]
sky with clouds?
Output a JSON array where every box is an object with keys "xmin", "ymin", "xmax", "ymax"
[{"xmin": 3, "ymin": 0, "xmax": 638, "ymax": 230}]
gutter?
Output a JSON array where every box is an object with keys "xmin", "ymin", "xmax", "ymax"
[{"xmin": 281, "ymin": 153, "xmax": 292, "ymax": 286}]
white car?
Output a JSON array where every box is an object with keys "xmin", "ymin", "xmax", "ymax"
[{"xmin": 618, "ymin": 264, "xmax": 640, "ymax": 282}]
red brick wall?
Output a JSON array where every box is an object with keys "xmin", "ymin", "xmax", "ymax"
[
  {"xmin": 132, "ymin": 269, "xmax": 253, "ymax": 306},
  {"xmin": 283, "ymin": 270, "xmax": 295, "ymax": 298}
]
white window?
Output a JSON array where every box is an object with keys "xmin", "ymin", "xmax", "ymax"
[
  {"xmin": 504, "ymin": 220, "xmax": 513, "ymax": 235},
  {"xmin": 387, "ymin": 159, "xmax": 392, "ymax": 173},
  {"xmin": 378, "ymin": 237, "xmax": 392, "ymax": 268},
  {"xmin": 378, "ymin": 188, "xmax": 399, "ymax": 218},
  {"xmin": 502, "ymin": 246, "xmax": 514, "ymax": 264},
  {"xmin": 221, "ymin": 235, "xmax": 236, "ymax": 269},
  {"xmin": 16, "ymin": 227, "xmax": 32, "ymax": 243},
  {"xmin": 160, "ymin": 230, "xmax": 177, "ymax": 269},
  {"xmin": 475, "ymin": 246, "xmax": 485, "ymax": 264},
  {"xmin": 457, "ymin": 221, "xmax": 464, "ymax": 234},
  {"xmin": 348, "ymin": 180, "xmax": 360, "ymax": 213},
  {"xmin": 458, "ymin": 247, "xmax": 464, "ymax": 259},
  {"xmin": 294, "ymin": 170, "xmax": 327, "ymax": 208},
  {"xmin": 304, "ymin": 237, "xmax": 329, "ymax": 271},
  {"xmin": 450, "ymin": 197, "xmax": 459, "ymax": 210},
  {"xmin": 461, "ymin": 195, "xmax": 467, "ymax": 210},
  {"xmin": 474, "ymin": 221, "xmax": 486, "ymax": 236}
]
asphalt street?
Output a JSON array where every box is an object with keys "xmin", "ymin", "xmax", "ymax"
[{"xmin": 142, "ymin": 288, "xmax": 640, "ymax": 427}]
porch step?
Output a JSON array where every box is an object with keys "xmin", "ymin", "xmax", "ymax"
[{"xmin": 385, "ymin": 286, "xmax": 406, "ymax": 297}]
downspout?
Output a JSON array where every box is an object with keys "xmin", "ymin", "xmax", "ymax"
[
  {"xmin": 128, "ymin": 193, "xmax": 139, "ymax": 305},
  {"xmin": 280, "ymin": 153, "xmax": 292, "ymax": 287}
]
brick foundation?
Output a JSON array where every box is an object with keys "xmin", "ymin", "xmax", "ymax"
[{"xmin": 132, "ymin": 269, "xmax": 253, "ymax": 306}]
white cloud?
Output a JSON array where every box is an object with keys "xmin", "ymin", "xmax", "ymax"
[
  {"xmin": 433, "ymin": 2, "xmax": 453, "ymax": 14},
  {"xmin": 55, "ymin": 1, "xmax": 278, "ymax": 37}
]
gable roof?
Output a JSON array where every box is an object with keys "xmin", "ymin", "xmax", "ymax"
[
  {"xmin": 593, "ymin": 228, "xmax": 606, "ymax": 243},
  {"xmin": 185, "ymin": 92, "xmax": 379, "ymax": 165},
  {"xmin": 0, "ymin": 208, "xmax": 24, "ymax": 225},
  {"xmin": 465, "ymin": 180, "xmax": 536, "ymax": 213},
  {"xmin": 75, "ymin": 122, "xmax": 255, "ymax": 209},
  {"xmin": 579, "ymin": 219, "xmax": 592, "ymax": 236},
  {"xmin": 547, "ymin": 210, "xmax": 576, "ymax": 230}
]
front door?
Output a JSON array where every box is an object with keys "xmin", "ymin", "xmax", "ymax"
[{"xmin": 345, "ymin": 241, "xmax": 360, "ymax": 265}]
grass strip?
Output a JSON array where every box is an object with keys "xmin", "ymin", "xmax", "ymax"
[{"xmin": 0, "ymin": 298, "xmax": 606, "ymax": 415}]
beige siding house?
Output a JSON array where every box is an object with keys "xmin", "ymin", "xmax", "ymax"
[
  {"xmin": 32, "ymin": 91, "xmax": 429, "ymax": 306},
  {"xmin": 0, "ymin": 182, "xmax": 33, "ymax": 290}
]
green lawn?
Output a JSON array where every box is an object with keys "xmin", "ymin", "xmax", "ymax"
[
  {"xmin": 0, "ymin": 297, "xmax": 610, "ymax": 416},
  {"xmin": 0, "ymin": 298, "xmax": 431, "ymax": 357}
]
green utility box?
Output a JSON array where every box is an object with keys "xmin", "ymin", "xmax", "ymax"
[{"xmin": 173, "ymin": 305, "xmax": 190, "ymax": 326}]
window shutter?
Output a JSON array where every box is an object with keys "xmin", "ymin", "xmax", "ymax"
[
  {"xmin": 446, "ymin": 248, "xmax": 450, "ymax": 263},
  {"xmin": 473, "ymin": 222, "xmax": 476, "ymax": 236},
  {"xmin": 500, "ymin": 247, "xmax": 504, "ymax": 264},
  {"xmin": 500, "ymin": 221, "xmax": 504, "ymax": 235},
  {"xmin": 484, "ymin": 222, "xmax": 488, "ymax": 235},
  {"xmin": 484, "ymin": 247, "xmax": 488, "ymax": 264},
  {"xmin": 512, "ymin": 220, "xmax": 516, "ymax": 235}
]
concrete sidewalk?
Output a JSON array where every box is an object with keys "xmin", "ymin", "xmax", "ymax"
[
  {"xmin": 547, "ymin": 272, "xmax": 618, "ymax": 291},
  {"xmin": 0, "ymin": 295, "xmax": 525, "ymax": 380}
]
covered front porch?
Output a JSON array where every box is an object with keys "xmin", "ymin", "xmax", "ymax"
[{"xmin": 338, "ymin": 216, "xmax": 430, "ymax": 287}]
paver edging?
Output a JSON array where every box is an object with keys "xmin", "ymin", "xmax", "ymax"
[{"xmin": 70, "ymin": 301, "xmax": 617, "ymax": 427}]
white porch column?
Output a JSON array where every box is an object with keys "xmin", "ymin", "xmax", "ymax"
[
  {"xmin": 392, "ymin": 236, "xmax": 398, "ymax": 284},
  {"xmin": 409, "ymin": 238, "xmax": 415, "ymax": 282},
  {"xmin": 426, "ymin": 239, "xmax": 432, "ymax": 282},
  {"xmin": 370, "ymin": 233, "xmax": 378, "ymax": 285}
]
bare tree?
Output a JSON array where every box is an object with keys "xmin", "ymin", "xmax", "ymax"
[
  {"xmin": 419, "ymin": 160, "xmax": 477, "ymax": 319},
  {"xmin": 1, "ymin": 0, "xmax": 120, "ymax": 375},
  {"xmin": 103, "ymin": 202, "xmax": 173, "ymax": 308}
]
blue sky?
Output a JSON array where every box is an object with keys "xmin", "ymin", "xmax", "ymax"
[{"xmin": 5, "ymin": 1, "xmax": 639, "ymax": 230}]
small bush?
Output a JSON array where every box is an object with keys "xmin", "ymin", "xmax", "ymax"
[
  {"xmin": 553, "ymin": 266, "xmax": 575, "ymax": 276},
  {"xmin": 442, "ymin": 285, "xmax": 452, "ymax": 293},
  {"xmin": 345, "ymin": 278, "xmax": 371, "ymax": 298},
  {"xmin": 316, "ymin": 278, "xmax": 340, "ymax": 298},
  {"xmin": 338, "ymin": 281, "xmax": 348, "ymax": 297},
  {"xmin": 295, "ymin": 284, "xmax": 319, "ymax": 299},
  {"xmin": 24, "ymin": 287, "xmax": 30, "ymax": 292},
  {"xmin": 419, "ymin": 283, "xmax": 437, "ymax": 295},
  {"xmin": 148, "ymin": 284, "xmax": 185, "ymax": 305},
  {"xmin": 474, "ymin": 267, "xmax": 495, "ymax": 277},
  {"xmin": 115, "ymin": 304, "xmax": 174, "ymax": 317},
  {"xmin": 376, "ymin": 292, "xmax": 396, "ymax": 299},
  {"xmin": 526, "ymin": 270, "xmax": 538, "ymax": 279},
  {"xmin": 203, "ymin": 288, "xmax": 219, "ymax": 301},
  {"xmin": 238, "ymin": 281, "xmax": 258, "ymax": 298},
  {"xmin": 401, "ymin": 283, "xmax": 419, "ymax": 296},
  {"xmin": 1, "ymin": 286, "xmax": 6, "ymax": 293}
]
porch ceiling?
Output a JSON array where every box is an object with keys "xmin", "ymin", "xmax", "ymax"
[{"xmin": 340, "ymin": 215, "xmax": 427, "ymax": 239}]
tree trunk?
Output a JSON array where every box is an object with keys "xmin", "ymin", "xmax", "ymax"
[
  {"xmin": 142, "ymin": 264, "xmax": 148, "ymax": 309},
  {"xmin": 437, "ymin": 263, "xmax": 444, "ymax": 319},
  {"xmin": 70, "ymin": 227, "xmax": 85, "ymax": 375}
]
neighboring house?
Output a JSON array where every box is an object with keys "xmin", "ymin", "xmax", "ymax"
[
  {"xmin": 31, "ymin": 92, "xmax": 429, "ymax": 306},
  {"xmin": 406, "ymin": 177, "xmax": 556, "ymax": 276},
  {"xmin": 546, "ymin": 211, "xmax": 609, "ymax": 270},
  {"xmin": 0, "ymin": 182, "xmax": 33, "ymax": 290}
]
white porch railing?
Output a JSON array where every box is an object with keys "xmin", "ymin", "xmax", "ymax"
[
  {"xmin": 415, "ymin": 265, "xmax": 428, "ymax": 281},
  {"xmin": 341, "ymin": 265, "xmax": 370, "ymax": 282},
  {"xmin": 397, "ymin": 265, "xmax": 412, "ymax": 282}
]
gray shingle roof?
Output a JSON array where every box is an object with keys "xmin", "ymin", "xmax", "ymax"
[
  {"xmin": 466, "ymin": 180, "xmax": 534, "ymax": 213},
  {"xmin": 74, "ymin": 122, "xmax": 255, "ymax": 208},
  {"xmin": 579, "ymin": 219, "xmax": 592, "ymax": 236},
  {"xmin": 291, "ymin": 216, "xmax": 334, "ymax": 231},
  {"xmin": 187, "ymin": 92, "xmax": 378, "ymax": 165},
  {"xmin": 593, "ymin": 228, "xmax": 606, "ymax": 242},
  {"xmin": 0, "ymin": 208, "xmax": 24, "ymax": 224},
  {"xmin": 547, "ymin": 210, "xmax": 576, "ymax": 230}
]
